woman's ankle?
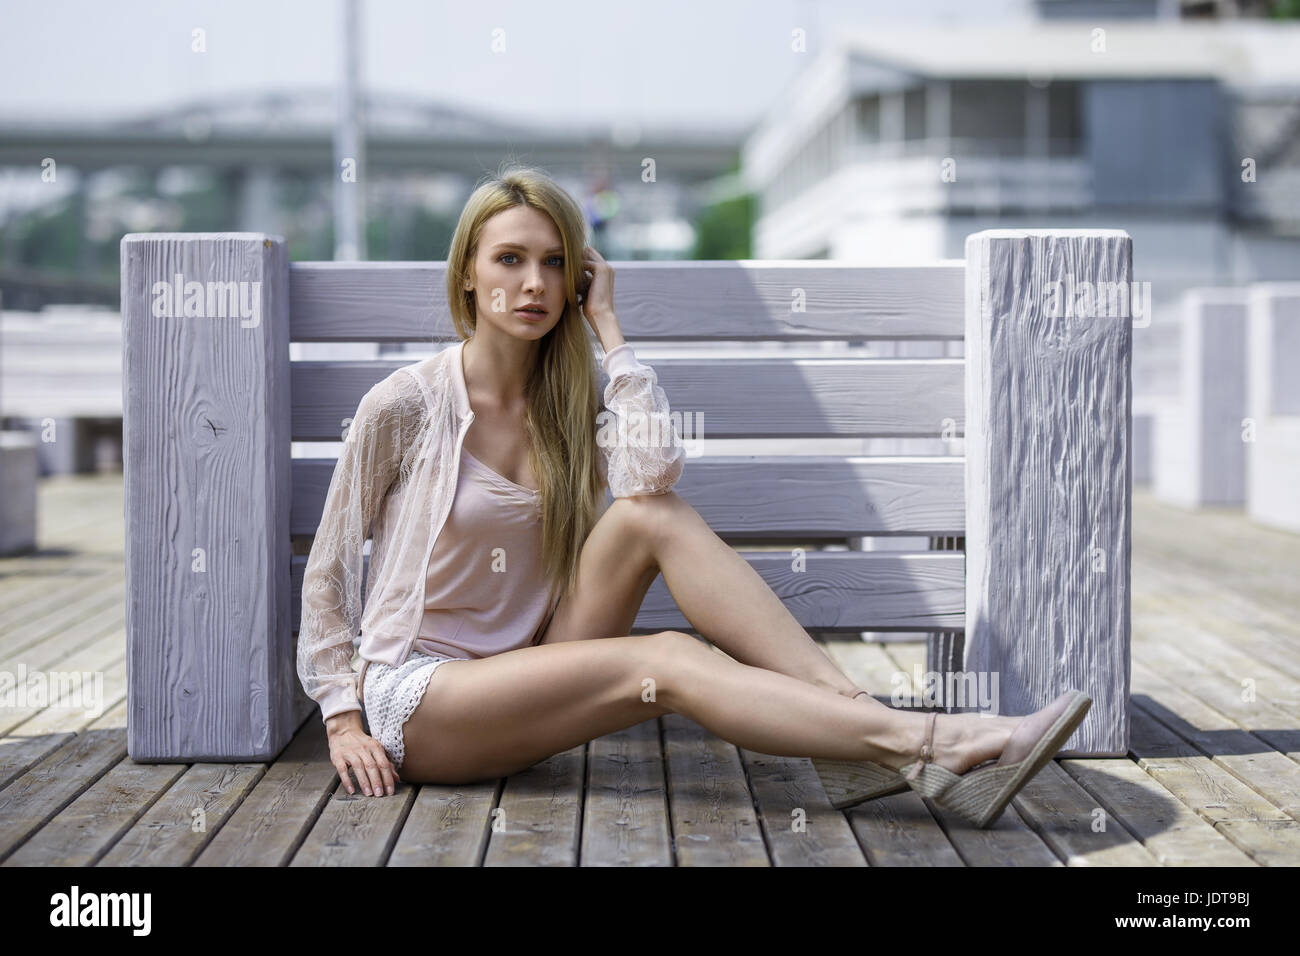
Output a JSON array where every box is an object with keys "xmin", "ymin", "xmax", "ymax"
[{"xmin": 930, "ymin": 713, "xmax": 1010, "ymax": 775}]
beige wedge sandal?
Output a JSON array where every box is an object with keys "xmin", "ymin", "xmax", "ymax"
[{"xmin": 898, "ymin": 690, "xmax": 1092, "ymax": 829}]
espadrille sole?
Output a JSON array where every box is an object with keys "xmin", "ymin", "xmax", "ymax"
[
  {"xmin": 811, "ymin": 758, "xmax": 909, "ymax": 809},
  {"xmin": 900, "ymin": 691, "xmax": 1092, "ymax": 828}
]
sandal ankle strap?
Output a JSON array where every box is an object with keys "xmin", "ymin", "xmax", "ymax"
[{"xmin": 904, "ymin": 711, "xmax": 938, "ymax": 782}]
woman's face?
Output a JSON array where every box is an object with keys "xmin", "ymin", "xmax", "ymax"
[{"xmin": 465, "ymin": 204, "xmax": 568, "ymax": 341}]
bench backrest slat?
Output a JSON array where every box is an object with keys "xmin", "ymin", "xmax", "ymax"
[{"xmin": 289, "ymin": 261, "xmax": 966, "ymax": 342}]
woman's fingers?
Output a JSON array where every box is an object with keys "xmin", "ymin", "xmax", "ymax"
[
  {"xmin": 357, "ymin": 751, "xmax": 382, "ymax": 796},
  {"xmin": 333, "ymin": 757, "xmax": 355, "ymax": 794},
  {"xmin": 331, "ymin": 737, "xmax": 398, "ymax": 797},
  {"xmin": 372, "ymin": 744, "xmax": 396, "ymax": 796}
]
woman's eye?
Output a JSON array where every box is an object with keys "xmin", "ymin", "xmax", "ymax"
[{"xmin": 499, "ymin": 254, "xmax": 564, "ymax": 266}]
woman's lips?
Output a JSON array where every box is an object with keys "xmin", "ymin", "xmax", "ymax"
[{"xmin": 515, "ymin": 308, "xmax": 547, "ymax": 321}]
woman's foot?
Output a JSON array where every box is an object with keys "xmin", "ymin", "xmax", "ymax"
[
  {"xmin": 993, "ymin": 692, "xmax": 1082, "ymax": 767},
  {"xmin": 846, "ymin": 688, "xmax": 1023, "ymax": 776}
]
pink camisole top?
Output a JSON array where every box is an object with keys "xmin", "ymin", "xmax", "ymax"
[{"xmin": 410, "ymin": 447, "xmax": 558, "ymax": 660}]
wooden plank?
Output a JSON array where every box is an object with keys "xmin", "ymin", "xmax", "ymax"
[
  {"xmin": 846, "ymin": 792, "xmax": 966, "ymax": 866},
  {"xmin": 1127, "ymin": 706, "xmax": 1297, "ymax": 865},
  {"xmin": 1133, "ymin": 639, "xmax": 1300, "ymax": 764},
  {"xmin": 1007, "ymin": 760, "xmax": 1160, "ymax": 866},
  {"xmin": 0, "ymin": 733, "xmax": 76, "ymax": 794},
  {"xmin": 288, "ymin": 550, "xmax": 966, "ymax": 635},
  {"xmin": 195, "ymin": 717, "xmax": 343, "ymax": 867},
  {"xmin": 662, "ymin": 713, "xmax": 769, "ymax": 865},
  {"xmin": 0, "ymin": 590, "xmax": 123, "ymax": 682},
  {"xmin": 288, "ymin": 261, "xmax": 965, "ymax": 342},
  {"xmin": 483, "ymin": 745, "xmax": 584, "ymax": 866},
  {"xmin": 388, "ymin": 781, "xmax": 500, "ymax": 867},
  {"xmin": 121, "ymin": 233, "xmax": 296, "ymax": 762},
  {"xmin": 7, "ymin": 645, "xmax": 124, "ymax": 739},
  {"xmin": 0, "ymin": 572, "xmax": 125, "ymax": 657},
  {"xmin": 0, "ymin": 718, "xmax": 127, "ymax": 862},
  {"xmin": 291, "ymin": 357, "xmax": 965, "ymax": 440},
  {"xmin": 4, "ymin": 758, "xmax": 187, "ymax": 866},
  {"xmin": 1058, "ymin": 757, "xmax": 1257, "ymax": 866},
  {"xmin": 0, "ymin": 566, "xmax": 123, "ymax": 633},
  {"xmin": 1132, "ymin": 487, "xmax": 1300, "ymax": 628},
  {"xmin": 0, "ymin": 587, "xmax": 124, "ymax": 663},
  {"xmin": 1132, "ymin": 575, "xmax": 1300, "ymax": 710},
  {"xmin": 581, "ymin": 719, "xmax": 674, "ymax": 867},
  {"xmin": 0, "ymin": 628, "xmax": 124, "ymax": 737},
  {"xmin": 964, "ymin": 230, "xmax": 1132, "ymax": 757},
  {"xmin": 288, "ymin": 785, "xmax": 417, "ymax": 866},
  {"xmin": 1128, "ymin": 705, "xmax": 1291, "ymax": 822},
  {"xmin": 1132, "ymin": 659, "xmax": 1300, "ymax": 822},
  {"xmin": 293, "ymin": 456, "xmax": 966, "ymax": 538},
  {"xmin": 739, "ymin": 747, "xmax": 868, "ymax": 866},
  {"xmin": 94, "ymin": 761, "xmax": 266, "ymax": 866}
]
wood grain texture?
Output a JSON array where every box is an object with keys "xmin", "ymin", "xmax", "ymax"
[
  {"xmin": 291, "ymin": 455, "xmax": 965, "ymax": 537},
  {"xmin": 963, "ymin": 230, "xmax": 1132, "ymax": 757},
  {"xmin": 291, "ymin": 356, "xmax": 965, "ymax": 439},
  {"xmin": 288, "ymin": 260, "xmax": 965, "ymax": 342},
  {"xmin": 120, "ymin": 233, "xmax": 299, "ymax": 762}
]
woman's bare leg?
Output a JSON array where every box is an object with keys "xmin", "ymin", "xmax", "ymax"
[
  {"xmin": 400, "ymin": 629, "xmax": 1012, "ymax": 786},
  {"xmin": 538, "ymin": 492, "xmax": 1019, "ymax": 734},
  {"xmin": 624, "ymin": 492, "xmax": 1019, "ymax": 731}
]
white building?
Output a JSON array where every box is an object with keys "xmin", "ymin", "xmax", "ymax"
[{"xmin": 742, "ymin": 20, "xmax": 1300, "ymax": 397}]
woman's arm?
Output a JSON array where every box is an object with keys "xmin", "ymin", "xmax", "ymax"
[
  {"xmin": 581, "ymin": 246, "xmax": 686, "ymax": 498},
  {"xmin": 297, "ymin": 372, "xmax": 420, "ymax": 723}
]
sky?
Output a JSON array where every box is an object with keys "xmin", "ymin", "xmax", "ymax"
[{"xmin": 0, "ymin": 0, "xmax": 1034, "ymax": 131}]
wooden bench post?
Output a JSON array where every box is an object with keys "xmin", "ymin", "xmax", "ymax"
[
  {"xmin": 1246, "ymin": 283, "xmax": 1300, "ymax": 533},
  {"xmin": 120, "ymin": 233, "xmax": 294, "ymax": 761},
  {"xmin": 1154, "ymin": 288, "xmax": 1249, "ymax": 508},
  {"xmin": 964, "ymin": 229, "xmax": 1131, "ymax": 757}
]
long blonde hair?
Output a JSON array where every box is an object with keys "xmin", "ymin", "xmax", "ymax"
[{"xmin": 444, "ymin": 164, "xmax": 607, "ymax": 602}]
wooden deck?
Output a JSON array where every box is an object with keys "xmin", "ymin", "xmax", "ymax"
[{"xmin": 2, "ymin": 474, "xmax": 1298, "ymax": 866}]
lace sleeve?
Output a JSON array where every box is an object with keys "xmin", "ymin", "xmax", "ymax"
[
  {"xmin": 297, "ymin": 372, "xmax": 421, "ymax": 723},
  {"xmin": 597, "ymin": 343, "xmax": 686, "ymax": 498}
]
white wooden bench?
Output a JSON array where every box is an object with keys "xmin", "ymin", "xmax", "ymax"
[{"xmin": 119, "ymin": 229, "xmax": 1133, "ymax": 763}]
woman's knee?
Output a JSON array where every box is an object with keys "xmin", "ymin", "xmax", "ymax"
[
  {"xmin": 606, "ymin": 491, "xmax": 693, "ymax": 552},
  {"xmin": 638, "ymin": 630, "xmax": 713, "ymax": 707}
]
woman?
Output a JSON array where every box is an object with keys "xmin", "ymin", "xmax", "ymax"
[{"xmin": 296, "ymin": 164, "xmax": 1090, "ymax": 829}]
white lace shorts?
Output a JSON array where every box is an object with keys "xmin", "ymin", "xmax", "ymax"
[{"xmin": 362, "ymin": 651, "xmax": 462, "ymax": 770}]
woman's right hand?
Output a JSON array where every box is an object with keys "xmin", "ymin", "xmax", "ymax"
[{"xmin": 326, "ymin": 712, "xmax": 398, "ymax": 797}]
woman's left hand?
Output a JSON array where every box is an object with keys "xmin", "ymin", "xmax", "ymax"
[{"xmin": 580, "ymin": 246, "xmax": 615, "ymax": 331}]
